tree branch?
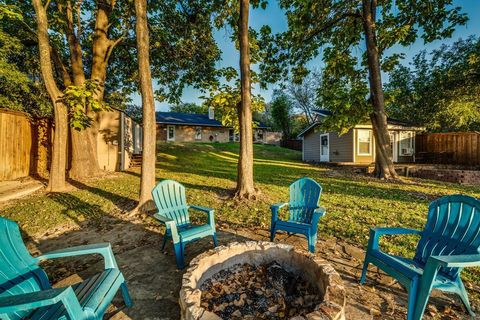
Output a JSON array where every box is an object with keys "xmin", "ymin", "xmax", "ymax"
[
  {"xmin": 302, "ymin": 11, "xmax": 361, "ymax": 44},
  {"xmin": 44, "ymin": 0, "xmax": 52, "ymax": 10}
]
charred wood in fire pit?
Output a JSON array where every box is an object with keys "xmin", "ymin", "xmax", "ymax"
[{"xmin": 200, "ymin": 262, "xmax": 321, "ymax": 319}]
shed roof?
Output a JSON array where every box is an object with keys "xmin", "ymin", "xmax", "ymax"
[{"xmin": 297, "ymin": 109, "xmax": 422, "ymax": 137}]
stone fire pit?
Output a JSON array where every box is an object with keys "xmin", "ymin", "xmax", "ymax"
[{"xmin": 180, "ymin": 241, "xmax": 346, "ymax": 320}]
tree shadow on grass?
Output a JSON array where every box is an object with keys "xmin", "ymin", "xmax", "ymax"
[
  {"xmin": 67, "ymin": 179, "xmax": 138, "ymax": 212},
  {"xmin": 150, "ymin": 156, "xmax": 455, "ymax": 206}
]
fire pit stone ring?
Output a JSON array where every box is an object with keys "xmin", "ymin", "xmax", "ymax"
[{"xmin": 180, "ymin": 241, "xmax": 346, "ymax": 320}]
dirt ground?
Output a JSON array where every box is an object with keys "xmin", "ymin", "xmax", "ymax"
[{"xmin": 25, "ymin": 209, "xmax": 477, "ymax": 320}]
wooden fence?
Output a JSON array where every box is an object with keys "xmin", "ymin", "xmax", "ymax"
[
  {"xmin": 415, "ymin": 132, "xmax": 480, "ymax": 166},
  {"xmin": 0, "ymin": 109, "xmax": 33, "ymax": 180},
  {"xmin": 281, "ymin": 139, "xmax": 303, "ymax": 151}
]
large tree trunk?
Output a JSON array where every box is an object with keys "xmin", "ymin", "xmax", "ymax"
[
  {"xmin": 135, "ymin": 0, "xmax": 156, "ymax": 211},
  {"xmin": 63, "ymin": 0, "xmax": 102, "ymax": 179},
  {"xmin": 33, "ymin": 0, "xmax": 68, "ymax": 192},
  {"xmin": 235, "ymin": 0, "xmax": 257, "ymax": 199},
  {"xmin": 361, "ymin": 0, "xmax": 398, "ymax": 179}
]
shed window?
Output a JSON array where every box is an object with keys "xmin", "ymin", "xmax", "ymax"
[
  {"xmin": 195, "ymin": 127, "xmax": 202, "ymax": 140},
  {"xmin": 357, "ymin": 130, "xmax": 372, "ymax": 155},
  {"xmin": 399, "ymin": 131, "xmax": 414, "ymax": 156}
]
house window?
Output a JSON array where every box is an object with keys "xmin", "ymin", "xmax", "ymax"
[
  {"xmin": 257, "ymin": 130, "xmax": 264, "ymax": 142},
  {"xmin": 399, "ymin": 131, "xmax": 414, "ymax": 156},
  {"xmin": 195, "ymin": 127, "xmax": 202, "ymax": 140},
  {"xmin": 167, "ymin": 125, "xmax": 175, "ymax": 141},
  {"xmin": 357, "ymin": 129, "xmax": 372, "ymax": 155}
]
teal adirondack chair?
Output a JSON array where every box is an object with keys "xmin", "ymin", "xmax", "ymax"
[
  {"xmin": 360, "ymin": 194, "xmax": 480, "ymax": 320},
  {"xmin": 152, "ymin": 180, "xmax": 218, "ymax": 269},
  {"xmin": 270, "ymin": 177, "xmax": 325, "ymax": 253},
  {"xmin": 0, "ymin": 217, "xmax": 132, "ymax": 320}
]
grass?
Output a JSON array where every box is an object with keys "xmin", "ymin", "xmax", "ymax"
[{"xmin": 2, "ymin": 142, "xmax": 480, "ymax": 278}]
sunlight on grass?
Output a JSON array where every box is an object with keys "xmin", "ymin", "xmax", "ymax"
[{"xmin": 2, "ymin": 141, "xmax": 480, "ymax": 285}]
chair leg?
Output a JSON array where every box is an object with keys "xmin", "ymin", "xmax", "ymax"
[
  {"xmin": 173, "ymin": 242, "xmax": 185, "ymax": 269},
  {"xmin": 270, "ymin": 227, "xmax": 276, "ymax": 242},
  {"xmin": 406, "ymin": 285, "xmax": 418, "ymax": 320},
  {"xmin": 161, "ymin": 234, "xmax": 168, "ymax": 251},
  {"xmin": 307, "ymin": 233, "xmax": 317, "ymax": 253},
  {"xmin": 359, "ymin": 257, "xmax": 369, "ymax": 284},
  {"xmin": 120, "ymin": 282, "xmax": 133, "ymax": 308},
  {"xmin": 456, "ymin": 278, "xmax": 475, "ymax": 316},
  {"xmin": 212, "ymin": 233, "xmax": 218, "ymax": 247}
]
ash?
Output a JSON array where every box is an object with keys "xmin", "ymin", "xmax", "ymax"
[{"xmin": 200, "ymin": 262, "xmax": 321, "ymax": 319}]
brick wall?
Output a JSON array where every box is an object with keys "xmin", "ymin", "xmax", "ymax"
[{"xmin": 407, "ymin": 167, "xmax": 480, "ymax": 185}]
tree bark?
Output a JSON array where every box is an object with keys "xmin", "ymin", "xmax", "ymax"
[
  {"xmin": 361, "ymin": 0, "xmax": 398, "ymax": 179},
  {"xmin": 33, "ymin": 0, "xmax": 68, "ymax": 192},
  {"xmin": 235, "ymin": 0, "xmax": 257, "ymax": 199},
  {"xmin": 62, "ymin": 0, "xmax": 102, "ymax": 179},
  {"xmin": 135, "ymin": 0, "xmax": 156, "ymax": 211}
]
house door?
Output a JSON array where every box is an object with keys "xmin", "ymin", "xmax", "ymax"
[
  {"xmin": 320, "ymin": 134, "xmax": 329, "ymax": 162},
  {"xmin": 389, "ymin": 132, "xmax": 398, "ymax": 162}
]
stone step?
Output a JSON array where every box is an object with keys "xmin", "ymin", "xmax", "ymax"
[{"xmin": 0, "ymin": 178, "xmax": 45, "ymax": 203}]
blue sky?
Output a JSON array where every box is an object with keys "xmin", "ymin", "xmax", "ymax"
[{"xmin": 139, "ymin": 1, "xmax": 480, "ymax": 112}]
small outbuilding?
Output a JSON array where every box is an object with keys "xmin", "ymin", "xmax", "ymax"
[
  {"xmin": 298, "ymin": 109, "xmax": 423, "ymax": 164},
  {"xmin": 155, "ymin": 108, "xmax": 281, "ymax": 144}
]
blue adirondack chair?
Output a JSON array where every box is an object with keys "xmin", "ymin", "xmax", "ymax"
[
  {"xmin": 270, "ymin": 177, "xmax": 325, "ymax": 253},
  {"xmin": 152, "ymin": 180, "xmax": 218, "ymax": 269},
  {"xmin": 0, "ymin": 217, "xmax": 132, "ymax": 320},
  {"xmin": 360, "ymin": 194, "xmax": 480, "ymax": 320}
]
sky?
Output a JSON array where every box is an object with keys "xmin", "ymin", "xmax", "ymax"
[{"xmin": 135, "ymin": 0, "xmax": 480, "ymax": 112}]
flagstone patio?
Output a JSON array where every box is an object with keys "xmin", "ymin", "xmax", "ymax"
[{"xmin": 24, "ymin": 210, "xmax": 474, "ymax": 320}]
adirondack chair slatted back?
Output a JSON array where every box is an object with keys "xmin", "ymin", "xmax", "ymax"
[
  {"xmin": 288, "ymin": 178, "xmax": 322, "ymax": 224},
  {"xmin": 152, "ymin": 180, "xmax": 190, "ymax": 227},
  {"xmin": 0, "ymin": 217, "xmax": 51, "ymax": 320},
  {"xmin": 414, "ymin": 195, "xmax": 480, "ymax": 279}
]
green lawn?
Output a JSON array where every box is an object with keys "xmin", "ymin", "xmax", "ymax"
[{"xmin": 2, "ymin": 142, "xmax": 480, "ymax": 277}]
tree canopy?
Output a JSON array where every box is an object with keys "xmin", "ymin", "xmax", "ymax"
[
  {"xmin": 260, "ymin": 0, "xmax": 468, "ymax": 132},
  {"xmin": 386, "ymin": 36, "xmax": 480, "ymax": 132}
]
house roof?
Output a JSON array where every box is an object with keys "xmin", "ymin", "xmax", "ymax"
[
  {"xmin": 156, "ymin": 112, "xmax": 224, "ymax": 127},
  {"xmin": 156, "ymin": 111, "xmax": 269, "ymax": 129},
  {"xmin": 298, "ymin": 109, "xmax": 422, "ymax": 137}
]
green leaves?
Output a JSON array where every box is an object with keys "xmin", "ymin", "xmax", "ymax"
[
  {"xmin": 61, "ymin": 80, "xmax": 111, "ymax": 130},
  {"xmin": 258, "ymin": 0, "xmax": 469, "ymax": 134},
  {"xmin": 270, "ymin": 93, "xmax": 293, "ymax": 138},
  {"xmin": 386, "ymin": 37, "xmax": 480, "ymax": 132},
  {"xmin": 0, "ymin": 3, "xmax": 22, "ymax": 20},
  {"xmin": 202, "ymin": 82, "xmax": 266, "ymax": 133}
]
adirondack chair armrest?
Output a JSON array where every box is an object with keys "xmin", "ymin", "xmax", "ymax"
[
  {"xmin": 271, "ymin": 203, "xmax": 289, "ymax": 211},
  {"xmin": 313, "ymin": 206, "xmax": 326, "ymax": 217},
  {"xmin": 271, "ymin": 203, "xmax": 289, "ymax": 223},
  {"xmin": 153, "ymin": 213, "xmax": 180, "ymax": 243},
  {"xmin": 189, "ymin": 205, "xmax": 215, "ymax": 226},
  {"xmin": 0, "ymin": 286, "xmax": 82, "ymax": 316},
  {"xmin": 311, "ymin": 206, "xmax": 326, "ymax": 227},
  {"xmin": 36, "ymin": 243, "xmax": 118, "ymax": 269},
  {"xmin": 368, "ymin": 227, "xmax": 422, "ymax": 250},
  {"xmin": 428, "ymin": 254, "xmax": 480, "ymax": 268},
  {"xmin": 189, "ymin": 205, "xmax": 214, "ymax": 213}
]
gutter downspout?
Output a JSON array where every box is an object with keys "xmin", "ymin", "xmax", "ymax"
[{"xmin": 120, "ymin": 112, "xmax": 125, "ymax": 171}]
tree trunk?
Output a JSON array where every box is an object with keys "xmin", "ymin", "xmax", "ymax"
[
  {"xmin": 361, "ymin": 0, "xmax": 398, "ymax": 179},
  {"xmin": 235, "ymin": 0, "xmax": 257, "ymax": 199},
  {"xmin": 65, "ymin": 0, "xmax": 103, "ymax": 179},
  {"xmin": 135, "ymin": 0, "xmax": 156, "ymax": 211},
  {"xmin": 33, "ymin": 0, "xmax": 68, "ymax": 192}
]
